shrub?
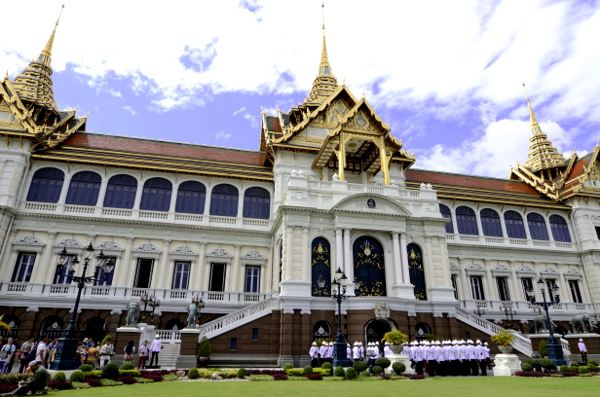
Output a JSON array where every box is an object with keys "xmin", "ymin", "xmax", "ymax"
[
  {"xmin": 119, "ymin": 369, "xmax": 141, "ymax": 377},
  {"xmin": 283, "ymin": 363, "xmax": 293, "ymax": 370},
  {"xmin": 101, "ymin": 379, "xmax": 124, "ymax": 386},
  {"xmin": 570, "ymin": 362, "xmax": 579, "ymax": 368},
  {"xmin": 197, "ymin": 336, "xmax": 211, "ymax": 357},
  {"xmin": 514, "ymin": 371, "xmax": 551, "ymax": 378},
  {"xmin": 188, "ymin": 368, "xmax": 199, "ymax": 379},
  {"xmin": 303, "ymin": 373, "xmax": 322, "ymax": 380},
  {"xmin": 285, "ymin": 369, "xmax": 304, "ymax": 377},
  {"xmin": 142, "ymin": 372, "xmax": 163, "ymax": 382},
  {"xmin": 83, "ymin": 379, "xmax": 103, "ymax": 387},
  {"xmin": 53, "ymin": 372, "xmax": 67, "ymax": 382},
  {"xmin": 345, "ymin": 367, "xmax": 357, "ymax": 379},
  {"xmin": 360, "ymin": 370, "xmax": 371, "ymax": 377},
  {"xmin": 83, "ymin": 370, "xmax": 102, "ymax": 379},
  {"xmin": 392, "ymin": 362, "xmax": 406, "ymax": 375},
  {"xmin": 79, "ymin": 364, "xmax": 93, "ymax": 372},
  {"xmin": 588, "ymin": 360, "xmax": 598, "ymax": 367},
  {"xmin": 559, "ymin": 365, "xmax": 569, "ymax": 372},
  {"xmin": 538, "ymin": 340, "xmax": 548, "ymax": 357},
  {"xmin": 578, "ymin": 367, "xmax": 589, "ymax": 374},
  {"xmin": 375, "ymin": 357, "xmax": 391, "ymax": 369},
  {"xmin": 303, "ymin": 365, "xmax": 313, "ymax": 374},
  {"xmin": 272, "ymin": 373, "xmax": 288, "ymax": 380},
  {"xmin": 312, "ymin": 367, "xmax": 331, "ymax": 376},
  {"xmin": 162, "ymin": 374, "xmax": 179, "ymax": 381},
  {"xmin": 334, "ymin": 366, "xmax": 345, "ymax": 377},
  {"xmin": 353, "ymin": 360, "xmax": 367, "ymax": 373},
  {"xmin": 0, "ymin": 374, "xmax": 32, "ymax": 384},
  {"xmin": 101, "ymin": 363, "xmax": 120, "ymax": 379},
  {"xmin": 47, "ymin": 380, "xmax": 73, "ymax": 390},
  {"xmin": 381, "ymin": 330, "xmax": 408, "ymax": 345},
  {"xmin": 524, "ymin": 359, "xmax": 539, "ymax": 367},
  {"xmin": 134, "ymin": 377, "xmax": 154, "ymax": 384},
  {"xmin": 120, "ymin": 362, "xmax": 135, "ymax": 370},
  {"xmin": 521, "ymin": 363, "xmax": 533, "ymax": 372},
  {"xmin": 538, "ymin": 358, "xmax": 556, "ymax": 370},
  {"xmin": 237, "ymin": 368, "xmax": 247, "ymax": 378},
  {"xmin": 116, "ymin": 377, "xmax": 137, "ymax": 384},
  {"xmin": 72, "ymin": 382, "xmax": 91, "ymax": 389},
  {"xmin": 321, "ymin": 362, "xmax": 333, "ymax": 370},
  {"xmin": 249, "ymin": 375, "xmax": 274, "ymax": 381},
  {"xmin": 0, "ymin": 385, "xmax": 18, "ymax": 394},
  {"xmin": 405, "ymin": 374, "xmax": 426, "ymax": 380},
  {"xmin": 69, "ymin": 371, "xmax": 84, "ymax": 382},
  {"xmin": 372, "ymin": 366, "xmax": 383, "ymax": 374},
  {"xmin": 491, "ymin": 329, "xmax": 514, "ymax": 346}
]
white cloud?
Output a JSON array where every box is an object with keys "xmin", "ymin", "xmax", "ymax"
[
  {"xmin": 215, "ymin": 131, "xmax": 232, "ymax": 140},
  {"xmin": 122, "ymin": 106, "xmax": 136, "ymax": 115},
  {"xmin": 233, "ymin": 106, "xmax": 246, "ymax": 116},
  {"xmin": 108, "ymin": 89, "xmax": 122, "ymax": 98}
]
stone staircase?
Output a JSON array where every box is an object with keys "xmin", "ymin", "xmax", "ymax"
[{"xmin": 156, "ymin": 343, "xmax": 180, "ymax": 369}]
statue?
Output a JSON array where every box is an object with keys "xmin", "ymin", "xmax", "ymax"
[
  {"xmin": 125, "ymin": 302, "xmax": 141, "ymax": 327},
  {"xmin": 533, "ymin": 314, "xmax": 556, "ymax": 333},
  {"xmin": 570, "ymin": 314, "xmax": 599, "ymax": 334},
  {"xmin": 186, "ymin": 304, "xmax": 201, "ymax": 328}
]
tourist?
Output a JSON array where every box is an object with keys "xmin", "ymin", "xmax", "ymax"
[
  {"xmin": 86, "ymin": 343, "xmax": 99, "ymax": 369},
  {"xmin": 149, "ymin": 334, "xmax": 161, "ymax": 367},
  {"xmin": 138, "ymin": 340, "xmax": 149, "ymax": 370},
  {"xmin": 123, "ymin": 340, "xmax": 136, "ymax": 364},
  {"xmin": 99, "ymin": 338, "xmax": 114, "ymax": 368},
  {"xmin": 2, "ymin": 360, "xmax": 48, "ymax": 396},
  {"xmin": 0, "ymin": 337, "xmax": 16, "ymax": 374},
  {"xmin": 578, "ymin": 338, "xmax": 588, "ymax": 364},
  {"xmin": 17, "ymin": 336, "xmax": 34, "ymax": 374},
  {"xmin": 34, "ymin": 336, "xmax": 47, "ymax": 368}
]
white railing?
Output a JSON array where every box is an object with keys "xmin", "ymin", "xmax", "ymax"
[
  {"xmin": 209, "ymin": 216, "xmax": 236, "ymax": 225},
  {"xmin": 207, "ymin": 292, "xmax": 224, "ymax": 301},
  {"xmin": 308, "ymin": 181, "xmax": 332, "ymax": 190},
  {"xmin": 24, "ymin": 202, "xmax": 57, "ymax": 211},
  {"xmin": 243, "ymin": 218, "xmax": 269, "ymax": 227},
  {"xmin": 509, "ymin": 239, "xmax": 528, "ymax": 245},
  {"xmin": 460, "ymin": 235, "xmax": 479, "ymax": 242},
  {"xmin": 446, "ymin": 234, "xmax": 455, "ymax": 241},
  {"xmin": 102, "ymin": 208, "xmax": 132, "ymax": 217},
  {"xmin": 555, "ymin": 242, "xmax": 573, "ymax": 248},
  {"xmin": 485, "ymin": 237, "xmax": 503, "ymax": 244},
  {"xmin": 170, "ymin": 290, "xmax": 187, "ymax": 299},
  {"xmin": 533, "ymin": 241, "xmax": 551, "ymax": 247},
  {"xmin": 50, "ymin": 285, "xmax": 71, "ymax": 294},
  {"xmin": 6, "ymin": 283, "xmax": 28, "ymax": 292},
  {"xmin": 560, "ymin": 338, "xmax": 571, "ymax": 357},
  {"xmin": 89, "ymin": 286, "xmax": 112, "ymax": 296},
  {"xmin": 156, "ymin": 330, "xmax": 181, "ymax": 343},
  {"xmin": 64, "ymin": 205, "xmax": 95, "ymax": 214},
  {"xmin": 455, "ymin": 306, "xmax": 533, "ymax": 356},
  {"xmin": 175, "ymin": 213, "xmax": 203, "ymax": 222},
  {"xmin": 139, "ymin": 210, "xmax": 168, "ymax": 220}
]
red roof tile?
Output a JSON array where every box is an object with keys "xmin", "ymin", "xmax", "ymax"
[{"xmin": 566, "ymin": 155, "xmax": 591, "ymax": 181}]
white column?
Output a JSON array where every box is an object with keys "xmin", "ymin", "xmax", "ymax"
[
  {"xmin": 193, "ymin": 242, "xmax": 206, "ymax": 290},
  {"xmin": 231, "ymin": 244, "xmax": 241, "ymax": 291},
  {"xmin": 204, "ymin": 184, "xmax": 212, "ymax": 216},
  {"xmin": 120, "ymin": 237, "xmax": 135, "ymax": 287},
  {"xmin": 167, "ymin": 184, "xmax": 178, "ymax": 213},
  {"xmin": 391, "ymin": 233, "xmax": 403, "ymax": 284},
  {"xmin": 459, "ymin": 258, "xmax": 470, "ymax": 300},
  {"xmin": 57, "ymin": 168, "xmax": 70, "ymax": 205},
  {"xmin": 499, "ymin": 213, "xmax": 509, "ymax": 240},
  {"xmin": 6, "ymin": 160, "xmax": 23, "ymax": 195},
  {"xmin": 0, "ymin": 159, "xmax": 7, "ymax": 185},
  {"xmin": 424, "ymin": 237, "xmax": 437, "ymax": 287},
  {"xmin": 335, "ymin": 229, "xmax": 343, "ymax": 275},
  {"xmin": 509, "ymin": 261, "xmax": 521, "ymax": 301},
  {"xmin": 523, "ymin": 212, "xmax": 532, "ymax": 240},
  {"xmin": 475, "ymin": 210, "xmax": 484, "ymax": 237},
  {"xmin": 438, "ymin": 236, "xmax": 451, "ymax": 287},
  {"xmin": 400, "ymin": 233, "xmax": 410, "ymax": 285},
  {"xmin": 285, "ymin": 226, "xmax": 294, "ymax": 280},
  {"xmin": 156, "ymin": 240, "xmax": 171, "ymax": 288},
  {"xmin": 132, "ymin": 179, "xmax": 144, "ymax": 209},
  {"xmin": 236, "ymin": 186, "xmax": 245, "ymax": 218},
  {"xmin": 265, "ymin": 245, "xmax": 273, "ymax": 292},
  {"xmin": 302, "ymin": 227, "xmax": 310, "ymax": 281},
  {"xmin": 2, "ymin": 247, "xmax": 19, "ymax": 282},
  {"xmin": 557, "ymin": 265, "xmax": 570, "ymax": 303},
  {"xmin": 484, "ymin": 260, "xmax": 497, "ymax": 301},
  {"xmin": 96, "ymin": 179, "xmax": 109, "ymax": 209},
  {"xmin": 32, "ymin": 232, "xmax": 57, "ymax": 283},
  {"xmin": 343, "ymin": 228, "xmax": 352, "ymax": 279},
  {"xmin": 545, "ymin": 217, "xmax": 554, "ymax": 242}
]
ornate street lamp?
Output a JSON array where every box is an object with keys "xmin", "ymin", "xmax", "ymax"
[
  {"xmin": 51, "ymin": 244, "xmax": 114, "ymax": 370},
  {"xmin": 525, "ymin": 278, "xmax": 566, "ymax": 366},
  {"xmin": 320, "ymin": 267, "xmax": 353, "ymax": 367},
  {"xmin": 192, "ymin": 293, "xmax": 205, "ymax": 309},
  {"xmin": 499, "ymin": 302, "xmax": 517, "ymax": 330},
  {"xmin": 473, "ymin": 301, "xmax": 486, "ymax": 317},
  {"xmin": 140, "ymin": 292, "xmax": 153, "ymax": 323},
  {"xmin": 148, "ymin": 295, "xmax": 161, "ymax": 325}
]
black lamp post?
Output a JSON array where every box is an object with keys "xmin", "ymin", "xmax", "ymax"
[
  {"xmin": 50, "ymin": 243, "xmax": 114, "ymax": 370},
  {"xmin": 473, "ymin": 301, "xmax": 486, "ymax": 317},
  {"xmin": 148, "ymin": 295, "xmax": 161, "ymax": 325},
  {"xmin": 525, "ymin": 278, "xmax": 566, "ymax": 366},
  {"xmin": 499, "ymin": 302, "xmax": 517, "ymax": 330},
  {"xmin": 140, "ymin": 292, "xmax": 152, "ymax": 323},
  {"xmin": 319, "ymin": 267, "xmax": 353, "ymax": 367}
]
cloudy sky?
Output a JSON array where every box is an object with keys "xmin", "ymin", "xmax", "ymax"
[{"xmin": 2, "ymin": 0, "xmax": 600, "ymax": 178}]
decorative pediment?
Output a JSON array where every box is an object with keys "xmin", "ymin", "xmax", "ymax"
[
  {"xmin": 331, "ymin": 193, "xmax": 411, "ymax": 217},
  {"xmin": 133, "ymin": 243, "xmax": 161, "ymax": 253},
  {"xmin": 466, "ymin": 263, "xmax": 485, "ymax": 272},
  {"xmin": 95, "ymin": 241, "xmax": 122, "ymax": 251},
  {"xmin": 54, "ymin": 238, "xmax": 84, "ymax": 248},
  {"xmin": 170, "ymin": 246, "xmax": 197, "ymax": 256},
  {"xmin": 372, "ymin": 301, "xmax": 391, "ymax": 319},
  {"xmin": 449, "ymin": 262, "xmax": 459, "ymax": 271},
  {"xmin": 518, "ymin": 265, "xmax": 535, "ymax": 273},
  {"xmin": 207, "ymin": 248, "xmax": 232, "ymax": 258},
  {"xmin": 564, "ymin": 268, "xmax": 582, "ymax": 276},
  {"xmin": 492, "ymin": 264, "xmax": 510, "ymax": 273},
  {"xmin": 242, "ymin": 250, "xmax": 266, "ymax": 260},
  {"xmin": 541, "ymin": 267, "xmax": 558, "ymax": 274},
  {"xmin": 14, "ymin": 235, "xmax": 44, "ymax": 246}
]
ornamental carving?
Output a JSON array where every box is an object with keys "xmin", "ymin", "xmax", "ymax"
[
  {"xmin": 493, "ymin": 264, "xmax": 510, "ymax": 272},
  {"xmin": 207, "ymin": 248, "xmax": 231, "ymax": 258},
  {"xmin": 14, "ymin": 236, "xmax": 44, "ymax": 245},
  {"xmin": 518, "ymin": 265, "xmax": 535, "ymax": 273},
  {"xmin": 54, "ymin": 238, "xmax": 83, "ymax": 248},
  {"xmin": 564, "ymin": 268, "xmax": 582, "ymax": 276},
  {"xmin": 372, "ymin": 301, "xmax": 391, "ymax": 319},
  {"xmin": 95, "ymin": 241, "xmax": 122, "ymax": 250},
  {"xmin": 541, "ymin": 267, "xmax": 558, "ymax": 274},
  {"xmin": 326, "ymin": 100, "xmax": 350, "ymax": 125},
  {"xmin": 133, "ymin": 243, "xmax": 161, "ymax": 253},
  {"xmin": 449, "ymin": 262, "xmax": 459, "ymax": 271},
  {"xmin": 170, "ymin": 246, "xmax": 197, "ymax": 255},
  {"xmin": 243, "ymin": 250, "xmax": 266, "ymax": 260},
  {"xmin": 467, "ymin": 263, "xmax": 485, "ymax": 271}
]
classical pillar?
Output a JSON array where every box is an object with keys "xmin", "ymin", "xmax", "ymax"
[
  {"xmin": 459, "ymin": 258, "xmax": 470, "ymax": 300},
  {"xmin": 193, "ymin": 242, "xmax": 207, "ymax": 290},
  {"xmin": 437, "ymin": 236, "xmax": 451, "ymax": 287},
  {"xmin": 301, "ymin": 227, "xmax": 310, "ymax": 281},
  {"xmin": 508, "ymin": 261, "xmax": 522, "ymax": 301},
  {"xmin": 6, "ymin": 160, "xmax": 23, "ymax": 196},
  {"xmin": 523, "ymin": 211, "xmax": 532, "ymax": 240},
  {"xmin": 484, "ymin": 260, "xmax": 497, "ymax": 301},
  {"xmin": 475, "ymin": 210, "xmax": 484, "ymax": 237},
  {"xmin": 96, "ymin": 179, "xmax": 109, "ymax": 210},
  {"xmin": 0, "ymin": 159, "xmax": 7, "ymax": 184},
  {"xmin": 557, "ymin": 265, "xmax": 570, "ymax": 303},
  {"xmin": 392, "ymin": 232, "xmax": 403, "ymax": 284},
  {"xmin": 335, "ymin": 229, "xmax": 343, "ymax": 275},
  {"xmin": 156, "ymin": 240, "xmax": 171, "ymax": 288},
  {"xmin": 343, "ymin": 229, "xmax": 352, "ymax": 279},
  {"xmin": 285, "ymin": 226, "xmax": 294, "ymax": 280},
  {"xmin": 32, "ymin": 232, "xmax": 57, "ymax": 283},
  {"xmin": 400, "ymin": 233, "xmax": 410, "ymax": 285},
  {"xmin": 545, "ymin": 217, "xmax": 554, "ymax": 242},
  {"xmin": 121, "ymin": 237, "xmax": 136, "ymax": 287},
  {"xmin": 424, "ymin": 237, "xmax": 437, "ymax": 287},
  {"xmin": 231, "ymin": 244, "xmax": 242, "ymax": 291}
]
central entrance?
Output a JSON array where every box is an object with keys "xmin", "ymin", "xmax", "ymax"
[
  {"xmin": 365, "ymin": 319, "xmax": 392, "ymax": 343},
  {"xmin": 354, "ymin": 236, "xmax": 386, "ymax": 296}
]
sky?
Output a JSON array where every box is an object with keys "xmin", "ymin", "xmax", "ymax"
[{"xmin": 2, "ymin": 0, "xmax": 600, "ymax": 179}]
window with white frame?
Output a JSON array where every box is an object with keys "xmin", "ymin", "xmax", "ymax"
[
  {"xmin": 209, "ymin": 263, "xmax": 226, "ymax": 292},
  {"xmin": 496, "ymin": 277, "xmax": 510, "ymax": 301},
  {"xmin": 451, "ymin": 274, "xmax": 459, "ymax": 300},
  {"xmin": 245, "ymin": 266, "xmax": 260, "ymax": 293},
  {"xmin": 545, "ymin": 279, "xmax": 558, "ymax": 302},
  {"xmin": 521, "ymin": 278, "xmax": 533, "ymax": 300},
  {"xmin": 134, "ymin": 259, "xmax": 154, "ymax": 289},
  {"xmin": 172, "ymin": 261, "xmax": 191, "ymax": 290},
  {"xmin": 54, "ymin": 254, "xmax": 76, "ymax": 284},
  {"xmin": 96, "ymin": 256, "xmax": 116, "ymax": 286},
  {"xmin": 470, "ymin": 276, "xmax": 485, "ymax": 300},
  {"xmin": 12, "ymin": 252, "xmax": 36, "ymax": 282},
  {"xmin": 569, "ymin": 280, "xmax": 583, "ymax": 303}
]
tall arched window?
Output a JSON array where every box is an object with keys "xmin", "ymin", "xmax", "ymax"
[
  {"xmin": 354, "ymin": 237, "xmax": 386, "ymax": 297},
  {"xmin": 311, "ymin": 238, "xmax": 331, "ymax": 296},
  {"xmin": 480, "ymin": 208, "xmax": 502, "ymax": 237},
  {"xmin": 243, "ymin": 187, "xmax": 271, "ymax": 219},
  {"xmin": 504, "ymin": 210, "xmax": 527, "ymax": 239},
  {"xmin": 407, "ymin": 243, "xmax": 427, "ymax": 300},
  {"xmin": 175, "ymin": 181, "xmax": 206, "ymax": 214},
  {"xmin": 65, "ymin": 171, "xmax": 102, "ymax": 206},
  {"xmin": 103, "ymin": 174, "xmax": 137, "ymax": 209},
  {"xmin": 26, "ymin": 167, "xmax": 64, "ymax": 203},
  {"xmin": 439, "ymin": 204, "xmax": 454, "ymax": 233},
  {"xmin": 456, "ymin": 206, "xmax": 478, "ymax": 235},
  {"xmin": 549, "ymin": 215, "xmax": 571, "ymax": 242},
  {"xmin": 210, "ymin": 184, "xmax": 238, "ymax": 217},
  {"xmin": 140, "ymin": 177, "xmax": 172, "ymax": 212},
  {"xmin": 527, "ymin": 213, "xmax": 549, "ymax": 240}
]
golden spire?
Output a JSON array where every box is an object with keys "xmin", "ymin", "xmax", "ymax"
[
  {"xmin": 39, "ymin": 4, "xmax": 64, "ymax": 67},
  {"xmin": 319, "ymin": 3, "xmax": 332, "ymax": 77},
  {"xmin": 522, "ymin": 82, "xmax": 540, "ymax": 132}
]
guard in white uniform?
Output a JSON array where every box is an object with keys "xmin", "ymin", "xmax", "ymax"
[
  {"xmin": 425, "ymin": 341, "xmax": 436, "ymax": 376},
  {"xmin": 347, "ymin": 343, "xmax": 353, "ymax": 364},
  {"xmin": 412, "ymin": 341, "xmax": 424, "ymax": 375},
  {"xmin": 447, "ymin": 340, "xmax": 458, "ymax": 376},
  {"xmin": 476, "ymin": 340, "xmax": 486, "ymax": 376},
  {"xmin": 467, "ymin": 339, "xmax": 478, "ymax": 376},
  {"xmin": 384, "ymin": 342, "xmax": 393, "ymax": 357},
  {"xmin": 326, "ymin": 342, "xmax": 334, "ymax": 363},
  {"xmin": 436, "ymin": 341, "xmax": 446, "ymax": 377},
  {"xmin": 458, "ymin": 340, "xmax": 469, "ymax": 376},
  {"xmin": 352, "ymin": 342, "xmax": 361, "ymax": 361},
  {"xmin": 358, "ymin": 342, "xmax": 365, "ymax": 361},
  {"xmin": 309, "ymin": 341, "xmax": 319, "ymax": 367},
  {"xmin": 578, "ymin": 338, "xmax": 588, "ymax": 364},
  {"xmin": 484, "ymin": 341, "xmax": 491, "ymax": 370},
  {"xmin": 400, "ymin": 342, "xmax": 411, "ymax": 359},
  {"xmin": 319, "ymin": 342, "xmax": 328, "ymax": 366}
]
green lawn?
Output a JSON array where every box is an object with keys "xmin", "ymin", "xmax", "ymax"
[{"xmin": 52, "ymin": 377, "xmax": 600, "ymax": 397}]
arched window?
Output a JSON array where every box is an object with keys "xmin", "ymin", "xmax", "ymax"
[
  {"xmin": 504, "ymin": 210, "xmax": 527, "ymax": 239},
  {"xmin": 210, "ymin": 184, "xmax": 238, "ymax": 217},
  {"xmin": 549, "ymin": 215, "xmax": 571, "ymax": 242},
  {"xmin": 175, "ymin": 181, "xmax": 206, "ymax": 214},
  {"xmin": 439, "ymin": 204, "xmax": 454, "ymax": 233},
  {"xmin": 354, "ymin": 237, "xmax": 386, "ymax": 297},
  {"xmin": 26, "ymin": 167, "xmax": 64, "ymax": 203},
  {"xmin": 456, "ymin": 206, "xmax": 478, "ymax": 235},
  {"xmin": 407, "ymin": 243, "xmax": 427, "ymax": 300},
  {"xmin": 480, "ymin": 208, "xmax": 502, "ymax": 237},
  {"xmin": 313, "ymin": 321, "xmax": 331, "ymax": 339},
  {"xmin": 243, "ymin": 187, "xmax": 271, "ymax": 219},
  {"xmin": 140, "ymin": 177, "xmax": 172, "ymax": 212},
  {"xmin": 527, "ymin": 213, "xmax": 549, "ymax": 240},
  {"xmin": 65, "ymin": 171, "xmax": 102, "ymax": 206},
  {"xmin": 103, "ymin": 174, "xmax": 137, "ymax": 209},
  {"xmin": 311, "ymin": 238, "xmax": 331, "ymax": 296}
]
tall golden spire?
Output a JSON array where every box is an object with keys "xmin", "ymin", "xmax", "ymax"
[
  {"xmin": 319, "ymin": 3, "xmax": 332, "ymax": 77},
  {"xmin": 522, "ymin": 83, "xmax": 565, "ymax": 176},
  {"xmin": 39, "ymin": 4, "xmax": 64, "ymax": 67}
]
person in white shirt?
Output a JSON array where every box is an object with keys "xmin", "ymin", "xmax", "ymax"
[
  {"xmin": 435, "ymin": 341, "xmax": 445, "ymax": 377},
  {"xmin": 578, "ymin": 338, "xmax": 588, "ymax": 364},
  {"xmin": 384, "ymin": 342, "xmax": 394, "ymax": 358},
  {"xmin": 326, "ymin": 342, "xmax": 333, "ymax": 363},
  {"xmin": 318, "ymin": 342, "xmax": 328, "ymax": 366},
  {"xmin": 352, "ymin": 342, "xmax": 360, "ymax": 361},
  {"xmin": 358, "ymin": 342, "xmax": 364, "ymax": 360},
  {"xmin": 346, "ymin": 344, "xmax": 352, "ymax": 364},
  {"xmin": 99, "ymin": 339, "xmax": 114, "ymax": 368},
  {"xmin": 466, "ymin": 340, "xmax": 478, "ymax": 376},
  {"xmin": 476, "ymin": 340, "xmax": 486, "ymax": 376},
  {"xmin": 309, "ymin": 341, "xmax": 319, "ymax": 367},
  {"xmin": 35, "ymin": 336, "xmax": 48, "ymax": 368},
  {"xmin": 148, "ymin": 334, "xmax": 162, "ymax": 367},
  {"xmin": 412, "ymin": 341, "xmax": 424, "ymax": 375}
]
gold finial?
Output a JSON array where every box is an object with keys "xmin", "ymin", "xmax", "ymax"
[
  {"xmin": 39, "ymin": 4, "xmax": 65, "ymax": 67},
  {"xmin": 319, "ymin": 3, "xmax": 332, "ymax": 76},
  {"xmin": 522, "ymin": 82, "xmax": 539, "ymax": 128}
]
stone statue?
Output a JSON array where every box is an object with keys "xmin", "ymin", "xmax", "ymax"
[
  {"xmin": 186, "ymin": 304, "xmax": 201, "ymax": 328},
  {"xmin": 570, "ymin": 314, "xmax": 599, "ymax": 334},
  {"xmin": 533, "ymin": 314, "xmax": 556, "ymax": 333},
  {"xmin": 125, "ymin": 302, "xmax": 141, "ymax": 327}
]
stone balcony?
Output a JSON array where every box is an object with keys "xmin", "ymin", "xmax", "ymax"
[
  {"xmin": 446, "ymin": 233, "xmax": 576, "ymax": 251},
  {"xmin": 459, "ymin": 299, "xmax": 593, "ymax": 321}
]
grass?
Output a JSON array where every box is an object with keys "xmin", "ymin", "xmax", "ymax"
[{"xmin": 44, "ymin": 377, "xmax": 600, "ymax": 397}]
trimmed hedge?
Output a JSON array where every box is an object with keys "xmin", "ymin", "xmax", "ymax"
[
  {"xmin": 283, "ymin": 363, "xmax": 293, "ymax": 370},
  {"xmin": 47, "ymin": 380, "xmax": 73, "ymax": 390},
  {"xmin": 120, "ymin": 362, "xmax": 135, "ymax": 370},
  {"xmin": 334, "ymin": 366, "xmax": 345, "ymax": 377},
  {"xmin": 372, "ymin": 366, "xmax": 383, "ymax": 374},
  {"xmin": 521, "ymin": 363, "xmax": 533, "ymax": 372},
  {"xmin": 303, "ymin": 373, "xmax": 322, "ymax": 380},
  {"xmin": 83, "ymin": 371, "xmax": 102, "ymax": 379},
  {"xmin": 303, "ymin": 365, "xmax": 313, "ymax": 374},
  {"xmin": 79, "ymin": 364, "xmax": 93, "ymax": 372},
  {"xmin": 345, "ymin": 367, "xmax": 357, "ymax": 379},
  {"xmin": 53, "ymin": 372, "xmax": 67, "ymax": 382},
  {"xmin": 237, "ymin": 368, "xmax": 247, "ymax": 378},
  {"xmin": 188, "ymin": 368, "xmax": 199, "ymax": 379},
  {"xmin": 69, "ymin": 371, "xmax": 85, "ymax": 382},
  {"xmin": 101, "ymin": 363, "xmax": 120, "ymax": 379},
  {"xmin": 375, "ymin": 357, "xmax": 391, "ymax": 369},
  {"xmin": 353, "ymin": 360, "xmax": 368, "ymax": 373},
  {"xmin": 119, "ymin": 369, "xmax": 141, "ymax": 377},
  {"xmin": 392, "ymin": 362, "xmax": 406, "ymax": 375},
  {"xmin": 115, "ymin": 377, "xmax": 137, "ymax": 384}
]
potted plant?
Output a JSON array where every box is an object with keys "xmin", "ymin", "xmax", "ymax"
[
  {"xmin": 196, "ymin": 336, "xmax": 211, "ymax": 367},
  {"xmin": 491, "ymin": 329, "xmax": 514, "ymax": 354},
  {"xmin": 381, "ymin": 330, "xmax": 408, "ymax": 354}
]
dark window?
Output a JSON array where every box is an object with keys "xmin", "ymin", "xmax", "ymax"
[
  {"xmin": 480, "ymin": 208, "xmax": 503, "ymax": 237},
  {"xmin": 65, "ymin": 171, "xmax": 102, "ymax": 206},
  {"xmin": 134, "ymin": 259, "xmax": 154, "ymax": 288},
  {"xmin": 569, "ymin": 280, "xmax": 583, "ymax": 303},
  {"xmin": 245, "ymin": 266, "xmax": 260, "ymax": 293},
  {"xmin": 470, "ymin": 276, "xmax": 485, "ymax": 300},
  {"xmin": 546, "ymin": 279, "xmax": 558, "ymax": 302},
  {"xmin": 210, "ymin": 184, "xmax": 238, "ymax": 217},
  {"xmin": 175, "ymin": 181, "xmax": 206, "ymax": 214},
  {"xmin": 456, "ymin": 206, "xmax": 478, "ymax": 235},
  {"xmin": 243, "ymin": 187, "xmax": 271, "ymax": 219},
  {"xmin": 252, "ymin": 328, "xmax": 259, "ymax": 340},
  {"xmin": 496, "ymin": 277, "xmax": 510, "ymax": 301},
  {"xmin": 209, "ymin": 263, "xmax": 226, "ymax": 292},
  {"xmin": 596, "ymin": 227, "xmax": 600, "ymax": 240},
  {"xmin": 521, "ymin": 278, "xmax": 533, "ymax": 300},
  {"xmin": 11, "ymin": 252, "xmax": 36, "ymax": 282},
  {"xmin": 172, "ymin": 262, "xmax": 191, "ymax": 290},
  {"xmin": 26, "ymin": 167, "xmax": 64, "ymax": 203},
  {"xmin": 230, "ymin": 338, "xmax": 237, "ymax": 350},
  {"xmin": 54, "ymin": 255, "xmax": 75, "ymax": 284},
  {"xmin": 103, "ymin": 174, "xmax": 137, "ymax": 209},
  {"xmin": 549, "ymin": 215, "xmax": 571, "ymax": 242},
  {"xmin": 311, "ymin": 238, "xmax": 331, "ymax": 296},
  {"xmin": 140, "ymin": 177, "xmax": 172, "ymax": 212},
  {"xmin": 451, "ymin": 274, "xmax": 459, "ymax": 300},
  {"xmin": 96, "ymin": 256, "xmax": 116, "ymax": 286},
  {"xmin": 504, "ymin": 210, "xmax": 527, "ymax": 239},
  {"xmin": 439, "ymin": 204, "xmax": 454, "ymax": 233},
  {"xmin": 527, "ymin": 213, "xmax": 549, "ymax": 240}
]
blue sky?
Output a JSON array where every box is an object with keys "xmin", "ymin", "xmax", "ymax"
[{"xmin": 2, "ymin": 0, "xmax": 600, "ymax": 178}]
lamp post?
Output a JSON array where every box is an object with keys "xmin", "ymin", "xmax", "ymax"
[
  {"xmin": 140, "ymin": 291, "xmax": 153, "ymax": 323},
  {"xmin": 148, "ymin": 295, "xmax": 161, "ymax": 325},
  {"xmin": 525, "ymin": 278, "xmax": 566, "ymax": 366},
  {"xmin": 473, "ymin": 301, "xmax": 486, "ymax": 317},
  {"xmin": 50, "ymin": 243, "xmax": 114, "ymax": 370},
  {"xmin": 499, "ymin": 302, "xmax": 517, "ymax": 330},
  {"xmin": 319, "ymin": 267, "xmax": 353, "ymax": 367}
]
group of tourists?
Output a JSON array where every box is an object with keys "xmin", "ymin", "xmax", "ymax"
[{"xmin": 0, "ymin": 334, "xmax": 58, "ymax": 374}]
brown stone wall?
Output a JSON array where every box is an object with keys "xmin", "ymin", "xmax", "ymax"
[{"xmin": 209, "ymin": 312, "xmax": 280, "ymax": 355}]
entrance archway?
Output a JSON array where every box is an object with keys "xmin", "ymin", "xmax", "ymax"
[
  {"xmin": 82, "ymin": 317, "xmax": 106, "ymax": 344},
  {"xmin": 354, "ymin": 237, "xmax": 386, "ymax": 296},
  {"xmin": 40, "ymin": 316, "xmax": 64, "ymax": 339},
  {"xmin": 365, "ymin": 319, "xmax": 392, "ymax": 343},
  {"xmin": 165, "ymin": 318, "xmax": 185, "ymax": 331}
]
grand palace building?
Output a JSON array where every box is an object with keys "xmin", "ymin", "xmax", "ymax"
[{"xmin": 1, "ymin": 11, "xmax": 600, "ymax": 367}]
